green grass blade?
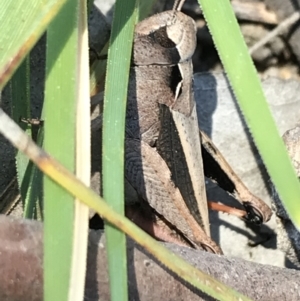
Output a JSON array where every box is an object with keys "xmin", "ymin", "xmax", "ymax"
[
  {"xmin": 43, "ymin": 0, "xmax": 82, "ymax": 299},
  {"xmin": 10, "ymin": 56, "xmax": 43, "ymax": 219},
  {"xmin": 0, "ymin": 0, "xmax": 68, "ymax": 89},
  {"xmin": 198, "ymin": 0, "xmax": 300, "ymax": 227},
  {"xmin": 10, "ymin": 57, "xmax": 33, "ymax": 211},
  {"xmin": 68, "ymin": 0, "xmax": 90, "ymax": 300},
  {"xmin": 89, "ymin": 0, "xmax": 155, "ymax": 97},
  {"xmin": 23, "ymin": 154, "xmax": 43, "ymax": 218},
  {"xmin": 102, "ymin": 0, "xmax": 138, "ymax": 300}
]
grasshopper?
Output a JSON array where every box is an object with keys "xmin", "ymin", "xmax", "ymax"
[
  {"xmin": 2, "ymin": 1, "xmax": 271, "ymax": 254},
  {"xmin": 122, "ymin": 1, "xmax": 272, "ymax": 253}
]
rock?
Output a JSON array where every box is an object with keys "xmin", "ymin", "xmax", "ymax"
[
  {"xmin": 265, "ymin": 0, "xmax": 300, "ymax": 64},
  {"xmin": 272, "ymin": 125, "xmax": 300, "ymax": 268}
]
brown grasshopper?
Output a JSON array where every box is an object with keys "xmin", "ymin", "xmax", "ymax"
[
  {"xmin": 0, "ymin": 2, "xmax": 272, "ymax": 253},
  {"xmin": 122, "ymin": 2, "xmax": 272, "ymax": 253}
]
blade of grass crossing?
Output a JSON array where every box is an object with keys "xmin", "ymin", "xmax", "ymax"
[
  {"xmin": 0, "ymin": 0, "xmax": 68, "ymax": 89},
  {"xmin": 198, "ymin": 0, "xmax": 300, "ymax": 228},
  {"xmin": 0, "ymin": 106, "xmax": 254, "ymax": 301},
  {"xmin": 102, "ymin": 0, "xmax": 138, "ymax": 300}
]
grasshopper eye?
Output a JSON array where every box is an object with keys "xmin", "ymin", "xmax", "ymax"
[
  {"xmin": 151, "ymin": 26, "xmax": 177, "ymax": 48},
  {"xmin": 133, "ymin": 29, "xmax": 180, "ymax": 65}
]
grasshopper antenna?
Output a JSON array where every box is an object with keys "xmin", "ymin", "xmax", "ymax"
[{"xmin": 173, "ymin": 0, "xmax": 185, "ymax": 11}]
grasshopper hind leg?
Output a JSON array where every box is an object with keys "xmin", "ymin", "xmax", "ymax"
[{"xmin": 199, "ymin": 130, "xmax": 272, "ymax": 224}]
